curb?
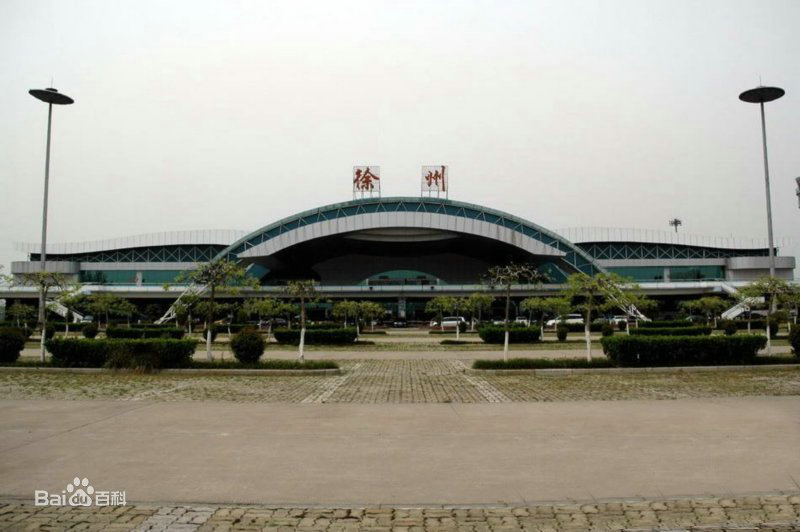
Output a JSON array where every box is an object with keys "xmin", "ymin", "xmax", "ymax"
[
  {"xmin": 469, "ymin": 363, "xmax": 800, "ymax": 376},
  {"xmin": 0, "ymin": 366, "xmax": 342, "ymax": 376}
]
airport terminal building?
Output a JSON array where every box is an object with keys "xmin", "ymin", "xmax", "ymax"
[{"xmin": 4, "ymin": 195, "xmax": 796, "ymax": 320}]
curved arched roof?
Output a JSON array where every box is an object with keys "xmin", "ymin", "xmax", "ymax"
[{"xmin": 216, "ymin": 197, "xmax": 602, "ymax": 276}]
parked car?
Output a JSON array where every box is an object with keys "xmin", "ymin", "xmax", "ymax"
[
  {"xmin": 430, "ymin": 316, "xmax": 466, "ymax": 329},
  {"xmin": 514, "ymin": 316, "xmax": 530, "ymax": 326},
  {"xmin": 609, "ymin": 315, "xmax": 628, "ymax": 325},
  {"xmin": 545, "ymin": 314, "xmax": 584, "ymax": 327}
]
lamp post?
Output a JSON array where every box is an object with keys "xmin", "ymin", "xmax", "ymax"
[
  {"xmin": 29, "ymin": 87, "xmax": 74, "ymax": 352},
  {"xmin": 738, "ymin": 85, "xmax": 784, "ymax": 278},
  {"xmin": 668, "ymin": 218, "xmax": 682, "ymax": 233}
]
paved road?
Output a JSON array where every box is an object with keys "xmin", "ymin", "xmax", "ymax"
[{"xmin": 1, "ymin": 397, "xmax": 798, "ymax": 506}]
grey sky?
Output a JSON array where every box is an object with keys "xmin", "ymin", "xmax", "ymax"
[{"xmin": 1, "ymin": 0, "xmax": 798, "ymax": 275}]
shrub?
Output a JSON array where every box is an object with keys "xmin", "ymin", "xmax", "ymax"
[
  {"xmin": 600, "ymin": 335, "xmax": 767, "ymax": 367},
  {"xmin": 46, "ymin": 338, "xmax": 196, "ymax": 370},
  {"xmin": 82, "ymin": 323, "xmax": 98, "ymax": 339},
  {"xmin": 106, "ymin": 326, "xmax": 184, "ymax": 339},
  {"xmin": 473, "ymin": 358, "xmax": 613, "ymax": 370},
  {"xmin": 273, "ymin": 327, "xmax": 357, "ymax": 345},
  {"xmin": 617, "ymin": 320, "xmax": 627, "ymax": 332},
  {"xmin": 0, "ymin": 328, "xmax": 26, "ymax": 363},
  {"xmin": 629, "ymin": 326, "xmax": 712, "ymax": 337},
  {"xmin": 44, "ymin": 324, "xmax": 56, "ymax": 340},
  {"xmin": 556, "ymin": 325, "xmax": 568, "ymax": 341},
  {"xmin": 230, "ymin": 329, "xmax": 265, "ymax": 364},
  {"xmin": 720, "ymin": 320, "xmax": 739, "ymax": 336},
  {"xmin": 601, "ymin": 323, "xmax": 615, "ymax": 337},
  {"xmin": 639, "ymin": 320, "xmax": 695, "ymax": 329},
  {"xmin": 202, "ymin": 326, "xmax": 218, "ymax": 342},
  {"xmin": 476, "ymin": 325, "xmax": 541, "ymax": 344},
  {"xmin": 790, "ymin": 327, "xmax": 800, "ymax": 357}
]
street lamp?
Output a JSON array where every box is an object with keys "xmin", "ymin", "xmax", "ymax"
[
  {"xmin": 28, "ymin": 87, "xmax": 74, "ymax": 333},
  {"xmin": 739, "ymin": 85, "xmax": 784, "ymax": 278},
  {"xmin": 668, "ymin": 218, "xmax": 682, "ymax": 233}
]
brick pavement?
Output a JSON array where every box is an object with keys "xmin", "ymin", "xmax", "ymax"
[
  {"xmin": 1, "ymin": 493, "xmax": 799, "ymax": 530},
  {"xmin": 1, "ymin": 362, "xmax": 799, "ymax": 403}
]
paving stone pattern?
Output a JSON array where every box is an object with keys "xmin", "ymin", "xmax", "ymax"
[
  {"xmin": 2, "ymin": 493, "xmax": 800, "ymax": 531},
  {"xmin": 1, "ymin": 362, "xmax": 799, "ymax": 404}
]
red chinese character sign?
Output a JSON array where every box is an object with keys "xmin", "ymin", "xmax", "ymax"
[
  {"xmin": 353, "ymin": 166, "xmax": 381, "ymax": 198},
  {"xmin": 421, "ymin": 165, "xmax": 448, "ymax": 198}
]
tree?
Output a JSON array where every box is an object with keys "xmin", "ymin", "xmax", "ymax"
[
  {"xmin": 780, "ymin": 287, "xmax": 800, "ymax": 331},
  {"xmin": 740, "ymin": 276, "xmax": 794, "ymax": 356},
  {"xmin": 13, "ymin": 272, "xmax": 68, "ymax": 361},
  {"xmin": 7, "ymin": 303, "xmax": 36, "ymax": 328},
  {"xmin": 520, "ymin": 297, "xmax": 557, "ymax": 338},
  {"xmin": 448, "ymin": 297, "xmax": 468, "ymax": 340},
  {"xmin": 115, "ymin": 299, "xmax": 138, "ymax": 326},
  {"xmin": 332, "ymin": 300, "xmax": 360, "ymax": 328},
  {"xmin": 87, "ymin": 293, "xmax": 126, "ymax": 327},
  {"xmin": 425, "ymin": 296, "xmax": 454, "ymax": 332},
  {"xmin": 358, "ymin": 301, "xmax": 385, "ymax": 332},
  {"xmin": 466, "ymin": 292, "xmax": 493, "ymax": 331},
  {"xmin": 286, "ymin": 280, "xmax": 317, "ymax": 361},
  {"xmin": 182, "ymin": 259, "xmax": 254, "ymax": 361},
  {"xmin": 563, "ymin": 272, "xmax": 636, "ymax": 362},
  {"xmin": 693, "ymin": 296, "xmax": 728, "ymax": 328},
  {"xmin": 57, "ymin": 286, "xmax": 83, "ymax": 335},
  {"xmin": 243, "ymin": 296, "xmax": 282, "ymax": 340},
  {"xmin": 483, "ymin": 263, "xmax": 549, "ymax": 361}
]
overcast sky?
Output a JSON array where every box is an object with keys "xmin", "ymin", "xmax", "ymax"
[{"xmin": 1, "ymin": 0, "xmax": 798, "ymax": 276}]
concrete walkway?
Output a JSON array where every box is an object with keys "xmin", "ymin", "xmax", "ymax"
[{"xmin": 1, "ymin": 397, "xmax": 798, "ymax": 506}]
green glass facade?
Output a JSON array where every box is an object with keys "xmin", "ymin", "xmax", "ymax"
[
  {"xmin": 606, "ymin": 266, "xmax": 666, "ymax": 282},
  {"xmin": 80, "ymin": 270, "xmax": 186, "ymax": 285}
]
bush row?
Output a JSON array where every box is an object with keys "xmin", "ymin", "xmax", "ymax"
[
  {"xmin": 272, "ymin": 327, "xmax": 358, "ymax": 345},
  {"xmin": 45, "ymin": 338, "xmax": 196, "ymax": 370},
  {"xmin": 106, "ymin": 326, "xmax": 185, "ymax": 339},
  {"xmin": 473, "ymin": 358, "xmax": 612, "ymax": 370},
  {"xmin": 638, "ymin": 320, "xmax": 696, "ymax": 329},
  {"xmin": 600, "ymin": 335, "xmax": 767, "ymax": 367},
  {"xmin": 629, "ymin": 326, "xmax": 712, "ymax": 337},
  {"xmin": 477, "ymin": 325, "xmax": 541, "ymax": 344}
]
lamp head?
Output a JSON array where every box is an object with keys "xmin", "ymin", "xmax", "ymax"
[{"xmin": 29, "ymin": 87, "xmax": 74, "ymax": 105}]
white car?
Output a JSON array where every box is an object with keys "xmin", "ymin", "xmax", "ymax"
[
  {"xmin": 609, "ymin": 315, "xmax": 628, "ymax": 325},
  {"xmin": 545, "ymin": 314, "xmax": 584, "ymax": 327},
  {"xmin": 514, "ymin": 317, "xmax": 530, "ymax": 326},
  {"xmin": 431, "ymin": 316, "xmax": 466, "ymax": 328}
]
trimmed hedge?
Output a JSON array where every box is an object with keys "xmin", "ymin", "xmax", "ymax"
[
  {"xmin": 82, "ymin": 323, "xmax": 98, "ymax": 339},
  {"xmin": 230, "ymin": 329, "xmax": 265, "ymax": 364},
  {"xmin": 629, "ymin": 326, "xmax": 712, "ymax": 337},
  {"xmin": 273, "ymin": 327, "xmax": 357, "ymax": 345},
  {"xmin": 559, "ymin": 323, "xmax": 604, "ymax": 333},
  {"xmin": 600, "ymin": 335, "xmax": 767, "ymax": 367},
  {"xmin": 187, "ymin": 359, "xmax": 339, "ymax": 370},
  {"xmin": 790, "ymin": 327, "xmax": 799, "ymax": 357},
  {"xmin": 46, "ymin": 338, "xmax": 196, "ymax": 370},
  {"xmin": 716, "ymin": 319, "xmax": 767, "ymax": 331},
  {"xmin": 0, "ymin": 328, "xmax": 26, "ymax": 363},
  {"xmin": 106, "ymin": 326, "xmax": 185, "ymax": 339},
  {"xmin": 639, "ymin": 320, "xmax": 696, "ymax": 328},
  {"xmin": 477, "ymin": 325, "xmax": 541, "ymax": 344},
  {"xmin": 473, "ymin": 358, "xmax": 613, "ymax": 370}
]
